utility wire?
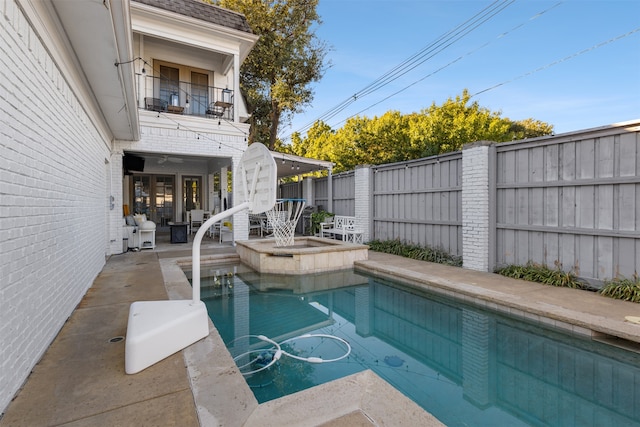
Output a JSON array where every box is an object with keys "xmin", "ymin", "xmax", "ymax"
[
  {"xmin": 323, "ymin": 1, "xmax": 565, "ymax": 128},
  {"xmin": 285, "ymin": 0, "xmax": 516, "ymax": 139},
  {"xmin": 311, "ymin": 26, "xmax": 639, "ymax": 132},
  {"xmin": 355, "ymin": 0, "xmax": 515, "ymax": 99},
  {"xmin": 471, "ymin": 26, "xmax": 640, "ymax": 97}
]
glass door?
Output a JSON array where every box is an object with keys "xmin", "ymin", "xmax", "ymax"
[
  {"xmin": 154, "ymin": 176, "xmax": 174, "ymax": 228},
  {"xmin": 191, "ymin": 71, "xmax": 208, "ymax": 116},
  {"xmin": 133, "ymin": 175, "xmax": 151, "ymax": 217},
  {"xmin": 159, "ymin": 65, "xmax": 180, "ymax": 107},
  {"xmin": 183, "ymin": 176, "xmax": 201, "ymax": 221},
  {"xmin": 132, "ymin": 175, "xmax": 174, "ymax": 229}
]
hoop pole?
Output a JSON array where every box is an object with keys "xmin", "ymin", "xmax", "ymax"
[{"xmin": 191, "ymin": 202, "xmax": 249, "ymax": 304}]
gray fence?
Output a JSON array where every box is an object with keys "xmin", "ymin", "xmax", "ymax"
[
  {"xmin": 312, "ymin": 171, "xmax": 355, "ymax": 215},
  {"xmin": 280, "ymin": 181, "xmax": 301, "ymax": 199},
  {"xmin": 494, "ymin": 126, "xmax": 640, "ymax": 281},
  {"xmin": 287, "ymin": 121, "xmax": 639, "ymax": 282},
  {"xmin": 372, "ymin": 153, "xmax": 462, "ymax": 256}
]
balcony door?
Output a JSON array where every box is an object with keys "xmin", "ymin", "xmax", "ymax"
[
  {"xmin": 159, "ymin": 65, "xmax": 180, "ymax": 107},
  {"xmin": 191, "ymin": 71, "xmax": 208, "ymax": 116}
]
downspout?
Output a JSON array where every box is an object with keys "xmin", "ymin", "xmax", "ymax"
[{"xmin": 327, "ymin": 165, "xmax": 333, "ymax": 213}]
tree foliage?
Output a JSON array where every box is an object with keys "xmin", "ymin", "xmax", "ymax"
[
  {"xmin": 216, "ymin": 0, "xmax": 327, "ymax": 150},
  {"xmin": 292, "ymin": 90, "xmax": 553, "ymax": 173}
]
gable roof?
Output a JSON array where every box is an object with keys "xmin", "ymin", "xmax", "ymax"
[{"xmin": 133, "ymin": 0, "xmax": 253, "ymax": 33}]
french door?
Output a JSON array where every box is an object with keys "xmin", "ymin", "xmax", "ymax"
[
  {"xmin": 132, "ymin": 174, "xmax": 174, "ymax": 229},
  {"xmin": 183, "ymin": 176, "xmax": 202, "ymax": 212},
  {"xmin": 190, "ymin": 71, "xmax": 208, "ymax": 116}
]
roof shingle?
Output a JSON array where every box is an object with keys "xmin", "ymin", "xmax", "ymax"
[{"xmin": 133, "ymin": 0, "xmax": 253, "ymax": 33}]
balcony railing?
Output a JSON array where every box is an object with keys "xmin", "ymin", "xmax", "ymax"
[{"xmin": 138, "ymin": 75, "xmax": 234, "ymax": 121}]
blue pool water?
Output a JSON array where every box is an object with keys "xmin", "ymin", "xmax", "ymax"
[{"xmin": 188, "ymin": 263, "xmax": 640, "ymax": 427}]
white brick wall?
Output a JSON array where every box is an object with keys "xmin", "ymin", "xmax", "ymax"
[
  {"xmin": 1, "ymin": 2, "xmax": 110, "ymax": 413},
  {"xmin": 462, "ymin": 144, "xmax": 491, "ymax": 271}
]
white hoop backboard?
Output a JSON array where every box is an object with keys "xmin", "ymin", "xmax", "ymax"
[{"xmin": 239, "ymin": 142, "xmax": 277, "ymax": 214}]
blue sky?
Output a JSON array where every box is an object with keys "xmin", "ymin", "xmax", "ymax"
[{"xmin": 282, "ymin": 0, "xmax": 640, "ymax": 141}]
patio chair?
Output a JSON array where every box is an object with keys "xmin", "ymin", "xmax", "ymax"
[
  {"xmin": 249, "ymin": 214, "xmax": 264, "ymax": 236},
  {"xmin": 189, "ymin": 209, "xmax": 205, "ymax": 234},
  {"xmin": 144, "ymin": 97, "xmax": 167, "ymax": 112},
  {"xmin": 205, "ymin": 103, "xmax": 224, "ymax": 117}
]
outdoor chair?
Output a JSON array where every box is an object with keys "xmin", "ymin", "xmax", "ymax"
[
  {"xmin": 189, "ymin": 209, "xmax": 205, "ymax": 234},
  {"xmin": 145, "ymin": 97, "xmax": 167, "ymax": 112},
  {"xmin": 205, "ymin": 103, "xmax": 224, "ymax": 117}
]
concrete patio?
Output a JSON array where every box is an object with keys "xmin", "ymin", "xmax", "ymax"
[{"xmin": 2, "ymin": 232, "xmax": 640, "ymax": 426}]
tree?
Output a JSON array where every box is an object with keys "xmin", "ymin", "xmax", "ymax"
[
  {"xmin": 508, "ymin": 118, "xmax": 554, "ymax": 140},
  {"xmin": 410, "ymin": 89, "xmax": 512, "ymax": 156},
  {"xmin": 292, "ymin": 90, "xmax": 554, "ymax": 173},
  {"xmin": 217, "ymin": 0, "xmax": 328, "ymax": 150}
]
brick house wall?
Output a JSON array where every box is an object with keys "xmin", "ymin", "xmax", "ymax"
[{"xmin": 1, "ymin": 0, "xmax": 111, "ymax": 412}]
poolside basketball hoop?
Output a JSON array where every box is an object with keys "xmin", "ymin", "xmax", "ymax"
[
  {"xmin": 266, "ymin": 198, "xmax": 306, "ymax": 247},
  {"xmin": 125, "ymin": 143, "xmax": 277, "ymax": 374}
]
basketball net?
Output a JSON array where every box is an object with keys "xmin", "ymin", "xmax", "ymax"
[{"xmin": 265, "ymin": 199, "xmax": 306, "ymax": 247}]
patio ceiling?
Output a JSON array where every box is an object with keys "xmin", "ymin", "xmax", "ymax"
[
  {"xmin": 124, "ymin": 150, "xmax": 333, "ymax": 179},
  {"xmin": 270, "ymin": 151, "xmax": 333, "ymax": 178}
]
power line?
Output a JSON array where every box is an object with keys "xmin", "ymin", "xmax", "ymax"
[
  {"xmin": 304, "ymin": 25, "xmax": 639, "ymax": 133},
  {"xmin": 471, "ymin": 26, "xmax": 640, "ymax": 97},
  {"xmin": 284, "ymin": 0, "xmax": 516, "ymax": 140},
  {"xmin": 320, "ymin": 1, "xmax": 566, "ymax": 128}
]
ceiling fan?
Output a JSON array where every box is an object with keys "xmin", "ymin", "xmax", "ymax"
[{"xmin": 158, "ymin": 155, "xmax": 183, "ymax": 164}]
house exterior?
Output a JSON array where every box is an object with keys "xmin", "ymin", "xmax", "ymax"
[{"xmin": 1, "ymin": 0, "xmax": 259, "ymax": 413}]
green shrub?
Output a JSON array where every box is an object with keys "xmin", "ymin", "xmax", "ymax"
[
  {"xmin": 599, "ymin": 274, "xmax": 640, "ymax": 303},
  {"xmin": 309, "ymin": 211, "xmax": 333, "ymax": 236},
  {"xmin": 496, "ymin": 262, "xmax": 584, "ymax": 289},
  {"xmin": 367, "ymin": 239, "xmax": 462, "ymax": 267}
]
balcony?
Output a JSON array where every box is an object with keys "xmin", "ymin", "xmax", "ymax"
[{"xmin": 138, "ymin": 75, "xmax": 234, "ymax": 121}]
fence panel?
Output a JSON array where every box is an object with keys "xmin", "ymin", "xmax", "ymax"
[
  {"xmin": 279, "ymin": 181, "xmax": 300, "ymax": 199},
  {"xmin": 495, "ymin": 128, "xmax": 640, "ymax": 282},
  {"xmin": 310, "ymin": 172, "xmax": 356, "ymax": 215},
  {"xmin": 313, "ymin": 177, "xmax": 329, "ymax": 211},
  {"xmin": 332, "ymin": 171, "xmax": 355, "ymax": 216},
  {"xmin": 373, "ymin": 154, "xmax": 462, "ymax": 255}
]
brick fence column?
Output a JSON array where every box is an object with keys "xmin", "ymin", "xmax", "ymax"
[
  {"xmin": 355, "ymin": 165, "xmax": 372, "ymax": 242},
  {"xmin": 462, "ymin": 141, "xmax": 496, "ymax": 271}
]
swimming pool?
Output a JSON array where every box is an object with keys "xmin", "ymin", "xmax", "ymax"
[{"xmin": 188, "ymin": 263, "xmax": 640, "ymax": 427}]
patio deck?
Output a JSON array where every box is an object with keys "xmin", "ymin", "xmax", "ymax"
[{"xmin": 2, "ymin": 233, "xmax": 640, "ymax": 426}]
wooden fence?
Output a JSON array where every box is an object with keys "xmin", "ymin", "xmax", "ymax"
[{"xmin": 283, "ymin": 121, "xmax": 639, "ymax": 282}]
